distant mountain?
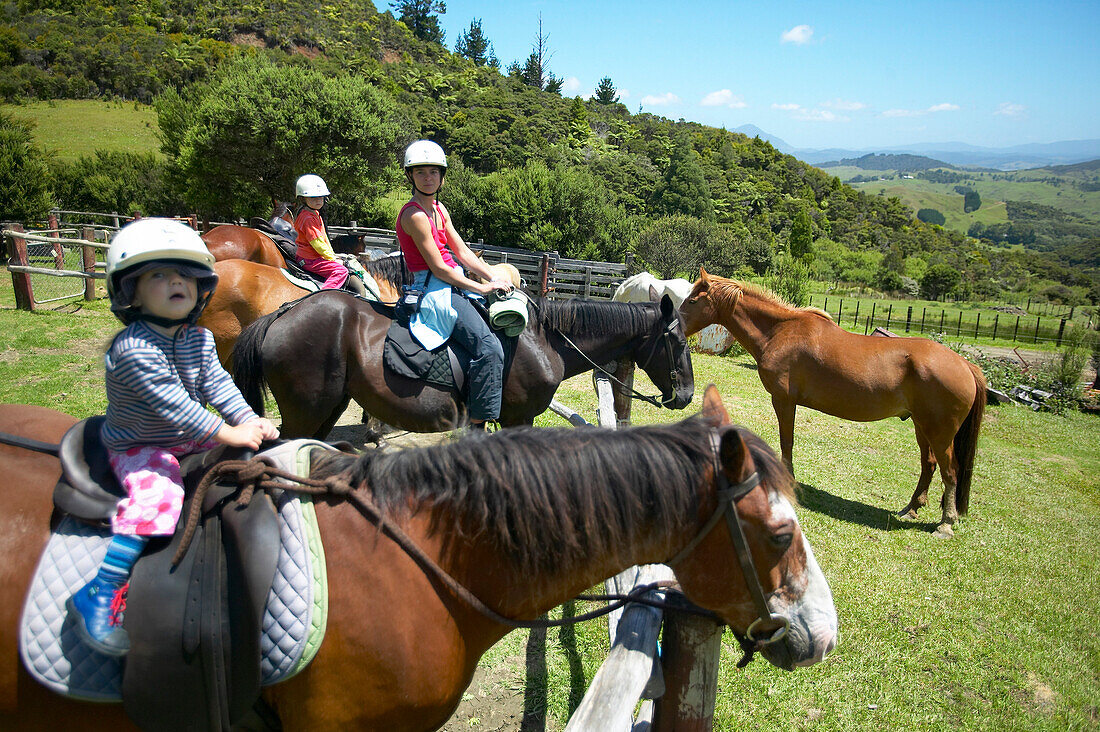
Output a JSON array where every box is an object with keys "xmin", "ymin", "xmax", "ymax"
[{"xmin": 751, "ymin": 133, "xmax": 1100, "ymax": 171}]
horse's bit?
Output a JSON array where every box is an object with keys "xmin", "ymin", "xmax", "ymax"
[
  {"xmin": 667, "ymin": 430, "xmax": 790, "ymax": 655},
  {"xmin": 636, "ymin": 318, "xmax": 685, "ymax": 407}
]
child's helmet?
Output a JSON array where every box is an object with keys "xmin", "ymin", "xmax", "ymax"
[
  {"xmin": 295, "ymin": 174, "xmax": 331, "ymax": 197},
  {"xmin": 106, "ymin": 218, "xmax": 217, "ymax": 325},
  {"xmin": 403, "ymin": 140, "xmax": 448, "ymax": 170}
]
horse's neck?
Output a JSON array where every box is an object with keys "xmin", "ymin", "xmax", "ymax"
[
  {"xmin": 547, "ymin": 317, "xmax": 645, "ymax": 378},
  {"xmin": 723, "ymin": 294, "xmax": 789, "ymax": 357}
]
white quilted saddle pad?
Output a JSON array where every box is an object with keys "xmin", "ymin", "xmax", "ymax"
[{"xmin": 19, "ymin": 440, "xmax": 332, "ymax": 701}]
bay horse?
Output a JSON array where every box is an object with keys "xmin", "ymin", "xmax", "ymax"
[
  {"xmin": 0, "ymin": 387, "xmax": 838, "ymax": 730},
  {"xmin": 679, "ymin": 269, "xmax": 986, "ymax": 538},
  {"xmin": 233, "ymin": 291, "xmax": 695, "ymax": 437},
  {"xmin": 198, "ymin": 255, "xmax": 409, "ymax": 365}
]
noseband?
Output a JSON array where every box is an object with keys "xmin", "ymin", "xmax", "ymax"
[
  {"xmin": 667, "ymin": 430, "xmax": 790, "ymax": 650},
  {"xmin": 636, "ymin": 317, "xmax": 684, "ymax": 407}
]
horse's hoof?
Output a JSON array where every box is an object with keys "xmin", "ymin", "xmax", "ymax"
[
  {"xmin": 897, "ymin": 507, "xmax": 919, "ymax": 520},
  {"xmin": 933, "ymin": 524, "xmax": 955, "ymax": 539}
]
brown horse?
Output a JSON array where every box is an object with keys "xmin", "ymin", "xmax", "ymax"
[
  {"xmin": 198, "ymin": 256, "xmax": 410, "ymax": 365},
  {"xmin": 201, "ymin": 202, "xmax": 368, "ymax": 268},
  {"xmin": 0, "ymin": 387, "xmax": 837, "ymax": 730},
  {"xmin": 679, "ymin": 269, "xmax": 986, "ymax": 538}
]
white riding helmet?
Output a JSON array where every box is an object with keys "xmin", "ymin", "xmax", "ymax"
[
  {"xmin": 403, "ymin": 140, "xmax": 448, "ymax": 170},
  {"xmin": 295, "ymin": 174, "xmax": 331, "ymax": 197},
  {"xmin": 106, "ymin": 218, "xmax": 218, "ymax": 325}
]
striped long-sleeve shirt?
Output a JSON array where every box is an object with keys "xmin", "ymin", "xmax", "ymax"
[{"xmin": 101, "ymin": 321, "xmax": 259, "ymax": 452}]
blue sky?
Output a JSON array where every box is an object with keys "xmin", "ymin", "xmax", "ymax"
[{"xmin": 436, "ymin": 0, "xmax": 1100, "ymax": 151}]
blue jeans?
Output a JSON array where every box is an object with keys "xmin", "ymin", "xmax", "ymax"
[{"xmin": 450, "ymin": 293, "xmax": 504, "ymax": 421}]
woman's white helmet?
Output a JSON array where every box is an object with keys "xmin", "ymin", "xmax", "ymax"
[
  {"xmin": 106, "ymin": 218, "xmax": 217, "ymax": 325},
  {"xmin": 403, "ymin": 140, "xmax": 447, "ymax": 170},
  {"xmin": 295, "ymin": 174, "xmax": 331, "ymax": 197}
]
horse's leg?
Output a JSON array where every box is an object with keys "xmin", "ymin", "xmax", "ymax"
[
  {"xmin": 909, "ymin": 418, "xmax": 960, "ymax": 538},
  {"xmin": 771, "ymin": 394, "xmax": 797, "ymax": 477},
  {"xmin": 898, "ymin": 423, "xmax": 937, "ymax": 521}
]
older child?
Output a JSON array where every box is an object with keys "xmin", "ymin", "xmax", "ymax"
[
  {"xmin": 293, "ymin": 173, "xmax": 367, "ymax": 297},
  {"xmin": 66, "ymin": 218, "xmax": 279, "ymax": 656}
]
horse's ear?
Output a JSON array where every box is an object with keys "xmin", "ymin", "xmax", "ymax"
[
  {"xmin": 699, "ymin": 266, "xmax": 710, "ymax": 281},
  {"xmin": 700, "ymin": 384, "xmax": 731, "ymax": 427},
  {"xmin": 648, "ymin": 284, "xmax": 659, "ymax": 302},
  {"xmin": 718, "ymin": 426, "xmax": 751, "ymax": 482},
  {"xmin": 659, "ymin": 293, "xmax": 675, "ymax": 318}
]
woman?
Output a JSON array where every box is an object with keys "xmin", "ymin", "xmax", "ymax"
[{"xmin": 396, "ymin": 140, "xmax": 514, "ymax": 428}]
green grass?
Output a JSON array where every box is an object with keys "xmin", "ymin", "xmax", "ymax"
[
  {"xmin": 2, "ymin": 273, "xmax": 1098, "ymax": 731},
  {"xmin": 2, "ymin": 99, "xmax": 161, "ymax": 162}
]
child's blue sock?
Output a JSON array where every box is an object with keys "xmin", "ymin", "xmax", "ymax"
[{"xmin": 98, "ymin": 534, "xmax": 149, "ymax": 584}]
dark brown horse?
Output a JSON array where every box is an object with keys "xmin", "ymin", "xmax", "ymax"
[
  {"xmin": 198, "ymin": 256, "xmax": 409, "ymax": 365},
  {"xmin": 679, "ymin": 269, "xmax": 986, "ymax": 538},
  {"xmin": 233, "ymin": 292, "xmax": 695, "ymax": 437},
  {"xmin": 0, "ymin": 387, "xmax": 837, "ymax": 730}
]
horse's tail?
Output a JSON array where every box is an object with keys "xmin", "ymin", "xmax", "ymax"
[
  {"xmin": 232, "ymin": 304, "xmax": 291, "ymax": 416},
  {"xmin": 953, "ymin": 360, "xmax": 987, "ymax": 515}
]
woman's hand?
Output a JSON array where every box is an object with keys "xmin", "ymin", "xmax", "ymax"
[{"xmin": 479, "ymin": 278, "xmax": 514, "ymax": 297}]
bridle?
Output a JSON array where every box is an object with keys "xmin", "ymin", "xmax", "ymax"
[
  {"xmin": 530, "ymin": 298, "xmax": 686, "ymax": 409},
  {"xmin": 666, "ymin": 429, "xmax": 790, "ymax": 652}
]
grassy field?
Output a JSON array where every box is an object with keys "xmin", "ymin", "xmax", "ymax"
[
  {"xmin": 1, "ymin": 99, "xmax": 161, "ymax": 162},
  {"xmin": 1, "ymin": 274, "xmax": 1099, "ymax": 730}
]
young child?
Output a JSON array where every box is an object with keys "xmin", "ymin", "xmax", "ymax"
[
  {"xmin": 293, "ymin": 173, "xmax": 367, "ymax": 297},
  {"xmin": 66, "ymin": 218, "xmax": 280, "ymax": 657}
]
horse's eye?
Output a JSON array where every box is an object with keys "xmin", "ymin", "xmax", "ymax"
[{"xmin": 771, "ymin": 532, "xmax": 793, "ymax": 551}]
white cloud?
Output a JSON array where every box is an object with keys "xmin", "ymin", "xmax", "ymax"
[
  {"xmin": 883, "ymin": 103, "xmax": 959, "ymax": 118},
  {"xmin": 994, "ymin": 102, "xmax": 1026, "ymax": 117},
  {"xmin": 781, "ymin": 24, "xmax": 814, "ymax": 44},
  {"xmin": 562, "ymin": 76, "xmax": 581, "ymax": 94},
  {"xmin": 640, "ymin": 92, "xmax": 680, "ymax": 106},
  {"xmin": 618, "ymin": 89, "xmax": 630, "ymax": 100},
  {"xmin": 772, "ymin": 103, "xmax": 802, "ymax": 111},
  {"xmin": 822, "ymin": 99, "xmax": 867, "ymax": 111},
  {"xmin": 772, "ymin": 102, "xmax": 846, "ymax": 122},
  {"xmin": 701, "ymin": 89, "xmax": 748, "ymax": 108}
]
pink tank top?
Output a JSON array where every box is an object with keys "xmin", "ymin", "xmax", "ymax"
[{"xmin": 396, "ymin": 200, "xmax": 456, "ymax": 272}]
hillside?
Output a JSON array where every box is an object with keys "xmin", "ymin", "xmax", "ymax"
[
  {"xmin": 820, "ymin": 153, "xmax": 959, "ymax": 173},
  {"xmin": 2, "ymin": 0, "xmax": 1097, "ymax": 302}
]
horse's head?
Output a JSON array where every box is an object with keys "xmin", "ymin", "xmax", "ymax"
[
  {"xmin": 636, "ymin": 294, "xmax": 694, "ymax": 409},
  {"xmin": 672, "ymin": 385, "xmax": 838, "ymax": 670},
  {"xmin": 681, "ymin": 266, "xmax": 739, "ymax": 336}
]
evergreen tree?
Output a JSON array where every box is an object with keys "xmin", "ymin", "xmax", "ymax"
[
  {"xmin": 788, "ymin": 207, "xmax": 812, "ymax": 259},
  {"xmin": 649, "ymin": 133, "xmax": 714, "ymax": 221},
  {"xmin": 567, "ymin": 96, "xmax": 591, "ymax": 149},
  {"xmin": 0, "ymin": 112, "xmax": 52, "ymax": 221},
  {"xmin": 455, "ymin": 18, "xmax": 498, "ymax": 67},
  {"xmin": 391, "ymin": 0, "xmax": 447, "ymax": 45},
  {"xmin": 517, "ymin": 15, "xmax": 559, "ymax": 92},
  {"xmin": 594, "ymin": 77, "xmax": 619, "ymax": 104}
]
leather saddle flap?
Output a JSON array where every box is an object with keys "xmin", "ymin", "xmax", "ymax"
[{"xmin": 123, "ymin": 447, "xmax": 281, "ymax": 731}]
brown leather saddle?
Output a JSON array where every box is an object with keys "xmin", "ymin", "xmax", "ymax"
[{"xmin": 54, "ymin": 417, "xmax": 281, "ymax": 731}]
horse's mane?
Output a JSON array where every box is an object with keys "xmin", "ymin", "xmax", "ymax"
[
  {"xmin": 360, "ymin": 254, "xmax": 412, "ymax": 287},
  {"xmin": 311, "ymin": 417, "xmax": 793, "ymax": 574},
  {"xmin": 535, "ymin": 298, "xmax": 659, "ymax": 338},
  {"xmin": 711, "ymin": 278, "xmax": 832, "ymax": 321}
]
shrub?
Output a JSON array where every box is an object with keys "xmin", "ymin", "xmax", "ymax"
[
  {"xmin": 0, "ymin": 111, "xmax": 52, "ymax": 222},
  {"xmin": 917, "ymin": 207, "xmax": 945, "ymax": 225},
  {"xmin": 765, "ymin": 253, "xmax": 810, "ymax": 307}
]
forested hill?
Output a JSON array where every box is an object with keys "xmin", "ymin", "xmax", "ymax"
[
  {"xmin": 3, "ymin": 0, "xmax": 1096, "ymax": 301},
  {"xmin": 821, "ymin": 153, "xmax": 958, "ymax": 173}
]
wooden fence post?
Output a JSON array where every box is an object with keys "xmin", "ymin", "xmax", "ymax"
[
  {"xmin": 7, "ymin": 224, "xmax": 34, "ymax": 311},
  {"xmin": 956, "ymin": 311, "xmax": 963, "ymax": 336},
  {"xmin": 921, "ymin": 307, "xmax": 927, "ymax": 334},
  {"xmin": 538, "ymin": 254, "xmax": 551, "ymax": 297},
  {"xmin": 853, "ymin": 300, "xmax": 860, "ymax": 327},
  {"xmin": 1056, "ymin": 319, "xmax": 1066, "ymax": 347},
  {"xmin": 974, "ymin": 312, "xmax": 981, "ymax": 339},
  {"xmin": 82, "ymin": 226, "xmax": 97, "ymax": 301},
  {"xmin": 905, "ymin": 305, "xmax": 913, "ymax": 333},
  {"xmin": 583, "ymin": 266, "xmax": 593, "ymax": 299},
  {"xmin": 1013, "ymin": 315, "xmax": 1020, "ymax": 343},
  {"xmin": 1033, "ymin": 316, "xmax": 1041, "ymax": 344},
  {"xmin": 651, "ymin": 593, "xmax": 725, "ymax": 732},
  {"xmin": 992, "ymin": 314, "xmax": 999, "ymax": 341}
]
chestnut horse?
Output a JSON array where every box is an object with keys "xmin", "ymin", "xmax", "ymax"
[
  {"xmin": 198, "ymin": 256, "xmax": 409, "ymax": 365},
  {"xmin": 201, "ymin": 202, "xmax": 368, "ymax": 268},
  {"xmin": 679, "ymin": 269, "xmax": 986, "ymax": 538},
  {"xmin": 0, "ymin": 387, "xmax": 837, "ymax": 730},
  {"xmin": 233, "ymin": 291, "xmax": 696, "ymax": 437}
]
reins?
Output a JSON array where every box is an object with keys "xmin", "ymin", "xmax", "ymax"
[
  {"xmin": 0, "ymin": 431, "xmax": 61, "ymax": 456},
  {"xmin": 174, "ymin": 431, "xmax": 790, "ymax": 666},
  {"xmin": 528, "ymin": 298, "xmax": 680, "ymax": 409}
]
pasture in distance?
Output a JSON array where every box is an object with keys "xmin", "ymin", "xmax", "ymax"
[
  {"xmin": 1, "ymin": 100, "xmax": 161, "ymax": 162},
  {"xmin": 1, "ymin": 274, "xmax": 1098, "ymax": 730}
]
